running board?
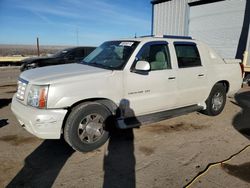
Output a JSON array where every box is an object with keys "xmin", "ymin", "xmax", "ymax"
[{"xmin": 117, "ymin": 105, "xmax": 203, "ymax": 129}]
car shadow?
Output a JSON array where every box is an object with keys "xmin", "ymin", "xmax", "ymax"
[
  {"xmin": 103, "ymin": 128, "xmax": 136, "ymax": 188},
  {"xmin": 7, "ymin": 139, "xmax": 75, "ymax": 188},
  {"xmin": 221, "ymin": 162, "xmax": 250, "ymax": 183},
  {"xmin": 0, "ymin": 98, "xmax": 11, "ymax": 128},
  {"xmin": 232, "ymin": 91, "xmax": 250, "ymax": 139},
  {"xmin": 0, "ymin": 119, "xmax": 9, "ymax": 128},
  {"xmin": 226, "ymin": 91, "xmax": 250, "ymax": 182},
  {"xmin": 0, "ymin": 98, "xmax": 12, "ymax": 109},
  {"xmin": 103, "ymin": 99, "xmax": 139, "ymax": 188}
]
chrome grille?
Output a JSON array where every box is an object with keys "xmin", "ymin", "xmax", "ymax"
[{"xmin": 16, "ymin": 78, "xmax": 28, "ymax": 100}]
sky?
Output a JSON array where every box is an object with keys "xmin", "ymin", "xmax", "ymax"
[{"xmin": 0, "ymin": 0, "xmax": 152, "ymax": 46}]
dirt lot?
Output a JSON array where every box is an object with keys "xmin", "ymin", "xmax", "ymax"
[{"xmin": 0, "ymin": 67, "xmax": 250, "ymax": 188}]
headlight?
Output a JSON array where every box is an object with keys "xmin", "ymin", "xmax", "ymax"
[{"xmin": 27, "ymin": 85, "xmax": 49, "ymax": 108}]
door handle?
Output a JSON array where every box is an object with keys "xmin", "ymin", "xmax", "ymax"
[
  {"xmin": 168, "ymin": 76, "xmax": 176, "ymax": 80},
  {"xmin": 198, "ymin": 74, "xmax": 205, "ymax": 77}
]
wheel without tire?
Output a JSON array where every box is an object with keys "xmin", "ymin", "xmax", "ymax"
[
  {"xmin": 64, "ymin": 102, "xmax": 111, "ymax": 152},
  {"xmin": 202, "ymin": 83, "xmax": 226, "ymax": 116}
]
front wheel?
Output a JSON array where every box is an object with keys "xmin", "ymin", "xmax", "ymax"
[
  {"xmin": 64, "ymin": 102, "xmax": 111, "ymax": 152},
  {"xmin": 202, "ymin": 83, "xmax": 227, "ymax": 116}
]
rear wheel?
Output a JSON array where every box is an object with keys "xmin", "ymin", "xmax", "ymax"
[
  {"xmin": 64, "ymin": 102, "xmax": 111, "ymax": 152},
  {"xmin": 202, "ymin": 83, "xmax": 227, "ymax": 116}
]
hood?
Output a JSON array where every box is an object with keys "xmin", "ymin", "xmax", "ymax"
[{"xmin": 20, "ymin": 63, "xmax": 112, "ymax": 85}]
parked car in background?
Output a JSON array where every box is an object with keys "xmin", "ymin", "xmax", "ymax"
[{"xmin": 20, "ymin": 46, "xmax": 95, "ymax": 72}]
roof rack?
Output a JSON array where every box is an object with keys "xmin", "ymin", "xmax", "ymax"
[
  {"xmin": 138, "ymin": 35, "xmax": 192, "ymax": 40},
  {"xmin": 163, "ymin": 35, "xmax": 192, "ymax": 40}
]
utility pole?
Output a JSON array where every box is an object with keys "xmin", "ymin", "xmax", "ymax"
[{"xmin": 36, "ymin": 37, "xmax": 40, "ymax": 56}]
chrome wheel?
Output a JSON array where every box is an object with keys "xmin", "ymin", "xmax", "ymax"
[
  {"xmin": 212, "ymin": 92, "xmax": 224, "ymax": 111},
  {"xmin": 78, "ymin": 113, "xmax": 105, "ymax": 144}
]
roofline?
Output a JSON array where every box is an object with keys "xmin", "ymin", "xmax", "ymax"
[
  {"xmin": 151, "ymin": 0, "xmax": 226, "ymax": 6},
  {"xmin": 189, "ymin": 0, "xmax": 225, "ymax": 6},
  {"xmin": 151, "ymin": 0, "xmax": 171, "ymax": 5}
]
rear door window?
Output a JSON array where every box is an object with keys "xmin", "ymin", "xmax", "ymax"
[{"xmin": 174, "ymin": 43, "xmax": 201, "ymax": 68}]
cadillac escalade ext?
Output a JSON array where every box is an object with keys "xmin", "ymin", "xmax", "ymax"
[{"xmin": 11, "ymin": 35, "xmax": 243, "ymax": 152}]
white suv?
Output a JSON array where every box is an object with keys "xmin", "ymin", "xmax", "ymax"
[{"xmin": 11, "ymin": 36, "xmax": 243, "ymax": 152}]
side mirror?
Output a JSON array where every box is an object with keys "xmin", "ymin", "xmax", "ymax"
[{"xmin": 135, "ymin": 60, "xmax": 150, "ymax": 72}]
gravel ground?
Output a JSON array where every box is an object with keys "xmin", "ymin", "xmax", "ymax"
[{"xmin": 0, "ymin": 68, "xmax": 250, "ymax": 188}]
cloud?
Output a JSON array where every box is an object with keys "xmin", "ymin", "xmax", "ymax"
[
  {"xmin": 30, "ymin": 11, "xmax": 53, "ymax": 24},
  {"xmin": 3, "ymin": 0, "xmax": 151, "ymax": 45},
  {"xmin": 14, "ymin": 0, "xmax": 150, "ymax": 29},
  {"xmin": 16, "ymin": 3, "xmax": 80, "ymax": 19}
]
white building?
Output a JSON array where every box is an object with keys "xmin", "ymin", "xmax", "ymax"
[{"xmin": 151, "ymin": 0, "xmax": 250, "ymax": 65}]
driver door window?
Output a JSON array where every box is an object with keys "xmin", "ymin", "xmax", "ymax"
[{"xmin": 136, "ymin": 43, "xmax": 171, "ymax": 71}]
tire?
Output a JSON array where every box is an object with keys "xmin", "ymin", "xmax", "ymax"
[
  {"xmin": 202, "ymin": 83, "xmax": 227, "ymax": 116},
  {"xmin": 64, "ymin": 102, "xmax": 112, "ymax": 152}
]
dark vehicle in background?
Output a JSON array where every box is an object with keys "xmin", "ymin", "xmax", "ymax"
[{"xmin": 20, "ymin": 46, "xmax": 95, "ymax": 72}]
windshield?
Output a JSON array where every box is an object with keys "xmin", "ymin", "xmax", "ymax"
[{"xmin": 81, "ymin": 41, "xmax": 139, "ymax": 70}]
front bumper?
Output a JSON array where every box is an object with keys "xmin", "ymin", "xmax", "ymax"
[{"xmin": 11, "ymin": 95, "xmax": 67, "ymax": 139}]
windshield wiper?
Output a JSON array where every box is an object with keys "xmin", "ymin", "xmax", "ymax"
[
  {"xmin": 79, "ymin": 61, "xmax": 114, "ymax": 70},
  {"xmin": 92, "ymin": 62, "xmax": 114, "ymax": 70}
]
